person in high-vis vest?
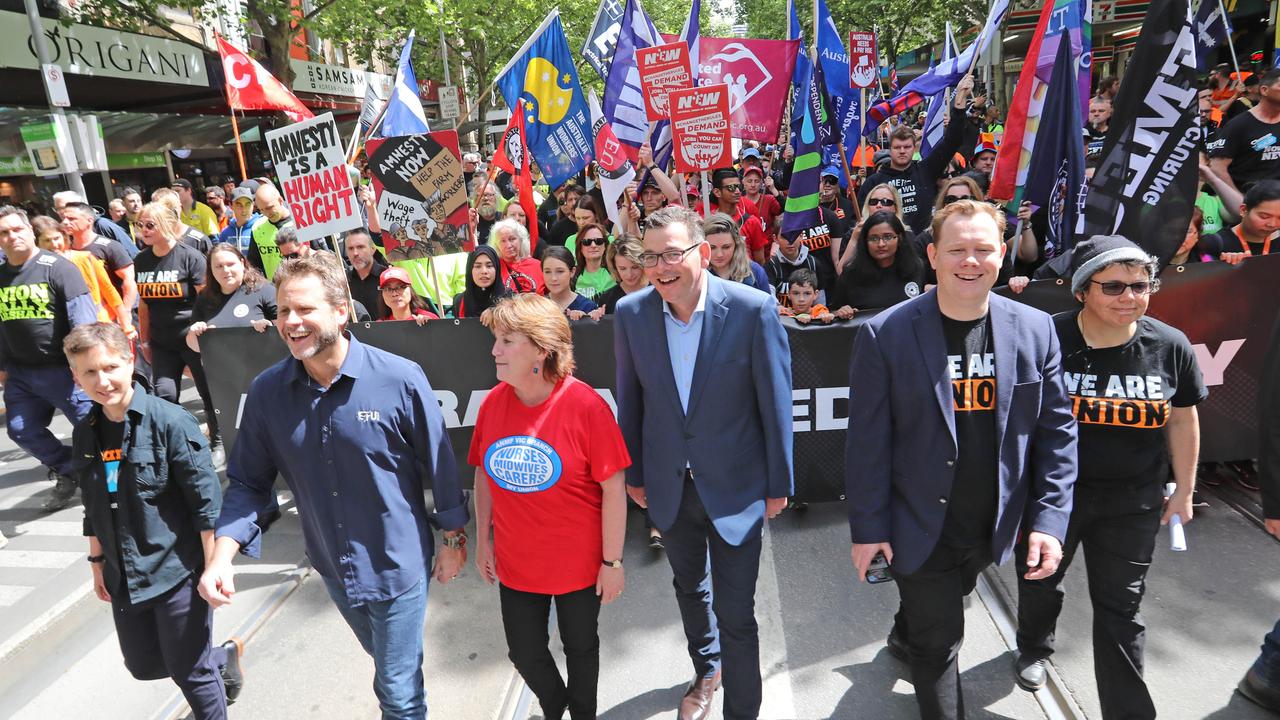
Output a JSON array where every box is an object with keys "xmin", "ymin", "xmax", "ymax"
[{"xmin": 247, "ymin": 185, "xmax": 296, "ymax": 280}]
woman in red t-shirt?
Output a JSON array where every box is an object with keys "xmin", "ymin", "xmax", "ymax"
[
  {"xmin": 376, "ymin": 266, "xmax": 439, "ymax": 324},
  {"xmin": 469, "ymin": 294, "xmax": 629, "ymax": 720}
]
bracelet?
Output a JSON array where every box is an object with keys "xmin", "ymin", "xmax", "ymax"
[{"xmin": 87, "ymin": 554, "xmax": 105, "ymax": 564}]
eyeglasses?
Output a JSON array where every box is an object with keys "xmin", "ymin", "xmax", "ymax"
[
  {"xmin": 580, "ymin": 236, "xmax": 607, "ymax": 247},
  {"xmin": 381, "ymin": 283, "xmax": 411, "ymax": 293},
  {"xmin": 138, "ymin": 221, "xmax": 159, "ymax": 230},
  {"xmin": 943, "ymin": 194, "xmax": 971, "ymax": 205},
  {"xmin": 868, "ymin": 234, "xmax": 898, "ymax": 245},
  {"xmin": 639, "ymin": 243, "xmax": 700, "ymax": 267},
  {"xmin": 868, "ymin": 198, "xmax": 896, "ymax": 207},
  {"xmin": 1090, "ymin": 279, "xmax": 1160, "ymax": 296},
  {"xmin": 718, "ymin": 184, "xmax": 742, "ymax": 194}
]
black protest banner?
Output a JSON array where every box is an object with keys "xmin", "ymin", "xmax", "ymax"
[
  {"xmin": 203, "ymin": 256, "xmax": 1280, "ymax": 503},
  {"xmin": 263, "ymin": 112, "xmax": 362, "ymax": 243},
  {"xmin": 1077, "ymin": 0, "xmax": 1200, "ymax": 265},
  {"xmin": 582, "ymin": 0, "xmax": 626, "ymax": 82}
]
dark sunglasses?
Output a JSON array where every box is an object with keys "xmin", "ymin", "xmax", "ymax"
[
  {"xmin": 138, "ymin": 221, "xmax": 159, "ymax": 230},
  {"xmin": 1089, "ymin": 280, "xmax": 1159, "ymax": 296},
  {"xmin": 718, "ymin": 184, "xmax": 743, "ymax": 193},
  {"xmin": 943, "ymin": 194, "xmax": 971, "ymax": 205},
  {"xmin": 868, "ymin": 198, "xmax": 896, "ymax": 207},
  {"xmin": 580, "ymin": 236, "xmax": 607, "ymax": 247}
]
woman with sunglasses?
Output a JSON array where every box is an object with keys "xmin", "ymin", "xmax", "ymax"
[
  {"xmin": 835, "ymin": 183, "xmax": 908, "ymax": 274},
  {"xmin": 1013, "ymin": 235, "xmax": 1205, "ymax": 718},
  {"xmin": 565, "ymin": 196, "xmax": 612, "ymax": 255},
  {"xmin": 377, "ymin": 266, "xmax": 440, "ymax": 325},
  {"xmin": 829, "ymin": 211, "xmax": 923, "ymax": 317},
  {"xmin": 542, "ymin": 246, "xmax": 597, "ymax": 320},
  {"xmin": 572, "ymin": 223, "xmax": 615, "ymax": 302}
]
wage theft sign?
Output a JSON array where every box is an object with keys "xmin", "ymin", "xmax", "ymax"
[
  {"xmin": 668, "ymin": 84, "xmax": 731, "ymax": 174},
  {"xmin": 637, "ymin": 41, "xmax": 693, "ymax": 122},
  {"xmin": 365, "ymin": 130, "xmax": 470, "ymax": 260},
  {"xmin": 848, "ymin": 31, "xmax": 878, "ymax": 89},
  {"xmin": 264, "ymin": 112, "xmax": 361, "ymax": 243}
]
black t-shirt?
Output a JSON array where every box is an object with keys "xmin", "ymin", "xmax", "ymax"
[
  {"xmin": 96, "ymin": 418, "xmax": 124, "ymax": 514},
  {"xmin": 829, "ymin": 263, "xmax": 924, "ymax": 311},
  {"xmin": 596, "ymin": 284, "xmax": 629, "ymax": 313},
  {"xmin": 1056, "ymin": 312, "xmax": 1208, "ymax": 482},
  {"xmin": 135, "ymin": 243, "xmax": 206, "ymax": 348},
  {"xmin": 788, "ymin": 206, "xmax": 839, "ymax": 290},
  {"xmin": 181, "ymin": 226, "xmax": 212, "ymax": 256},
  {"xmin": 192, "ymin": 282, "xmax": 277, "ymax": 327},
  {"xmin": 81, "ymin": 236, "xmax": 132, "ymax": 297},
  {"xmin": 545, "ymin": 216, "xmax": 578, "ymax": 247},
  {"xmin": 819, "ymin": 197, "xmax": 857, "ymax": 240},
  {"xmin": 0, "ymin": 251, "xmax": 90, "ymax": 366},
  {"xmin": 1083, "ymin": 124, "xmax": 1107, "ymax": 158},
  {"xmin": 347, "ymin": 262, "xmax": 386, "ymax": 317},
  {"xmin": 941, "ymin": 313, "xmax": 998, "ymax": 547},
  {"xmin": 1205, "ymin": 226, "xmax": 1280, "ymax": 259},
  {"xmin": 1208, "ymin": 111, "xmax": 1280, "ymax": 193}
]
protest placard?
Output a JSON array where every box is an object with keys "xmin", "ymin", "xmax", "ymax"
[
  {"xmin": 365, "ymin": 130, "xmax": 470, "ymax": 260},
  {"xmin": 263, "ymin": 112, "xmax": 360, "ymax": 242},
  {"xmin": 668, "ymin": 84, "xmax": 731, "ymax": 174},
  {"xmin": 637, "ymin": 41, "xmax": 693, "ymax": 122},
  {"xmin": 848, "ymin": 31, "xmax": 878, "ymax": 89}
]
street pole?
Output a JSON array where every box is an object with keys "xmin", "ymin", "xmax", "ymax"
[
  {"xmin": 23, "ymin": 0, "xmax": 86, "ymax": 198},
  {"xmin": 437, "ymin": 0, "xmax": 455, "ymax": 129}
]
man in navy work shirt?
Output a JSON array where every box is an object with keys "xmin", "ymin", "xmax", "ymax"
[{"xmin": 199, "ymin": 255, "xmax": 470, "ymax": 720}]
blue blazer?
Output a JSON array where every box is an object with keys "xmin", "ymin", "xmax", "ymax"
[
  {"xmin": 844, "ymin": 290, "xmax": 1077, "ymax": 575},
  {"xmin": 614, "ymin": 274, "xmax": 794, "ymax": 546}
]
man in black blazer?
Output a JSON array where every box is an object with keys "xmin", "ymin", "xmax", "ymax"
[{"xmin": 845, "ymin": 200, "xmax": 1078, "ymax": 719}]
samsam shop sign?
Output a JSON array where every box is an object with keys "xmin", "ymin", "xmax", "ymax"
[
  {"xmin": 0, "ymin": 11, "xmax": 207, "ymax": 87},
  {"xmin": 290, "ymin": 59, "xmax": 392, "ymax": 100}
]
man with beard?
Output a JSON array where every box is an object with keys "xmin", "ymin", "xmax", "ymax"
[
  {"xmin": 200, "ymin": 255, "xmax": 469, "ymax": 720},
  {"xmin": 248, "ymin": 184, "xmax": 298, "ymax": 279},
  {"xmin": 1084, "ymin": 98, "xmax": 1111, "ymax": 159}
]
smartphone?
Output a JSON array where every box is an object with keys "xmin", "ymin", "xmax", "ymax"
[{"xmin": 867, "ymin": 551, "xmax": 894, "ymax": 584}]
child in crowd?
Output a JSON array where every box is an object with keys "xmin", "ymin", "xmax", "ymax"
[{"xmin": 779, "ymin": 269, "xmax": 834, "ymax": 324}]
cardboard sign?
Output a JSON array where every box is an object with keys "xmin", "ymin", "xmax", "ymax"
[
  {"xmin": 264, "ymin": 112, "xmax": 361, "ymax": 242},
  {"xmin": 668, "ymin": 85, "xmax": 731, "ymax": 173},
  {"xmin": 365, "ymin": 130, "xmax": 471, "ymax": 259},
  {"xmin": 848, "ymin": 31, "xmax": 878, "ymax": 89},
  {"xmin": 637, "ymin": 41, "xmax": 693, "ymax": 121}
]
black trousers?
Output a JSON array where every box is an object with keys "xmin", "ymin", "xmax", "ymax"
[
  {"xmin": 499, "ymin": 583, "xmax": 601, "ymax": 720},
  {"xmin": 1016, "ymin": 481, "xmax": 1163, "ymax": 720},
  {"xmin": 150, "ymin": 342, "xmax": 219, "ymax": 440},
  {"xmin": 893, "ymin": 542, "xmax": 992, "ymax": 720},
  {"xmin": 112, "ymin": 574, "xmax": 227, "ymax": 720}
]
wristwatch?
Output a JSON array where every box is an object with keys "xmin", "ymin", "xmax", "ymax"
[
  {"xmin": 602, "ymin": 558, "xmax": 623, "ymax": 569},
  {"xmin": 442, "ymin": 532, "xmax": 467, "ymax": 549},
  {"xmin": 87, "ymin": 554, "xmax": 105, "ymax": 564}
]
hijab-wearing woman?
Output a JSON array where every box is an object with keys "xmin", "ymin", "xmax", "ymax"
[
  {"xmin": 829, "ymin": 211, "xmax": 924, "ymax": 315},
  {"xmin": 572, "ymin": 223, "xmax": 616, "ymax": 302},
  {"xmin": 489, "ymin": 219, "xmax": 545, "ymax": 294},
  {"xmin": 186, "ymin": 243, "xmax": 275, "ymax": 353},
  {"xmin": 452, "ymin": 245, "xmax": 510, "ymax": 318},
  {"xmin": 470, "ymin": 293, "xmax": 629, "ymax": 720},
  {"xmin": 541, "ymin": 246, "xmax": 597, "ymax": 320},
  {"xmin": 703, "ymin": 212, "xmax": 770, "ymax": 292},
  {"xmin": 377, "ymin": 266, "xmax": 439, "ymax": 325}
]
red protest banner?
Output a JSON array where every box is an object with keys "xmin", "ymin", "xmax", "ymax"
[
  {"xmin": 669, "ymin": 85, "xmax": 731, "ymax": 174},
  {"xmin": 637, "ymin": 41, "xmax": 694, "ymax": 122},
  {"xmin": 848, "ymin": 31, "xmax": 878, "ymax": 89},
  {"xmin": 697, "ymin": 38, "xmax": 799, "ymax": 142}
]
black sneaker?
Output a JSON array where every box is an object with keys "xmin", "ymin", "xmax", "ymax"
[
  {"xmin": 1238, "ymin": 668, "xmax": 1280, "ymax": 713},
  {"xmin": 220, "ymin": 637, "xmax": 245, "ymax": 704},
  {"xmin": 43, "ymin": 469, "xmax": 78, "ymax": 511},
  {"xmin": 886, "ymin": 626, "xmax": 908, "ymax": 663},
  {"xmin": 648, "ymin": 530, "xmax": 664, "ymax": 551}
]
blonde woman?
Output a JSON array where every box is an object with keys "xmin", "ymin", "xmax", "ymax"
[
  {"xmin": 703, "ymin": 212, "xmax": 770, "ymax": 292},
  {"xmin": 471, "ymin": 294, "xmax": 629, "ymax": 720}
]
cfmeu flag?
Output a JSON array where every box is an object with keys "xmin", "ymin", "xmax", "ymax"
[
  {"xmin": 492, "ymin": 109, "xmax": 540, "ymax": 246},
  {"xmin": 589, "ymin": 91, "xmax": 635, "ymax": 228},
  {"xmin": 216, "ymin": 36, "xmax": 313, "ymax": 122},
  {"xmin": 498, "ymin": 10, "xmax": 594, "ymax": 190},
  {"xmin": 1078, "ymin": 0, "xmax": 1200, "ymax": 265}
]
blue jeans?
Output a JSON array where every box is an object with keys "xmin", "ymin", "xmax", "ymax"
[
  {"xmin": 1252, "ymin": 618, "xmax": 1280, "ymax": 688},
  {"xmin": 323, "ymin": 574, "xmax": 429, "ymax": 720},
  {"xmin": 3, "ymin": 364, "xmax": 93, "ymax": 476}
]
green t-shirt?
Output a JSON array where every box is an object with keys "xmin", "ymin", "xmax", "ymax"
[
  {"xmin": 575, "ymin": 267, "xmax": 616, "ymax": 302},
  {"xmin": 1196, "ymin": 192, "xmax": 1226, "ymax": 237}
]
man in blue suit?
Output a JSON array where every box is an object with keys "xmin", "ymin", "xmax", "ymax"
[
  {"xmin": 845, "ymin": 200, "xmax": 1077, "ymax": 720},
  {"xmin": 615, "ymin": 206, "xmax": 793, "ymax": 720}
]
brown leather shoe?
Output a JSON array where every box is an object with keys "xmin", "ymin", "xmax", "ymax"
[{"xmin": 678, "ymin": 672, "xmax": 721, "ymax": 720}]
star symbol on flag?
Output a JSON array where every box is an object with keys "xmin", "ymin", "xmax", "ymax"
[{"xmin": 562, "ymin": 73, "xmax": 571, "ymax": 84}]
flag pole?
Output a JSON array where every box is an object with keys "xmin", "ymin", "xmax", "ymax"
[
  {"xmin": 854, "ymin": 87, "xmax": 867, "ymax": 220},
  {"xmin": 229, "ymin": 109, "xmax": 248, "ymax": 182},
  {"xmin": 1216, "ymin": 0, "xmax": 1242, "ymax": 81}
]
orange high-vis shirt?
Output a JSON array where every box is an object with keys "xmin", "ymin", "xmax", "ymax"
[{"xmin": 64, "ymin": 249, "xmax": 125, "ymax": 324}]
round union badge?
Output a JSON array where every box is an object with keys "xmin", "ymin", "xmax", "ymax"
[{"xmin": 483, "ymin": 436, "xmax": 563, "ymax": 493}]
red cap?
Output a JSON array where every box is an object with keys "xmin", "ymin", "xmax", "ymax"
[
  {"xmin": 743, "ymin": 166, "xmax": 764, "ymax": 178},
  {"xmin": 379, "ymin": 266, "xmax": 413, "ymax": 288},
  {"xmin": 685, "ymin": 183, "xmax": 701, "ymax": 198}
]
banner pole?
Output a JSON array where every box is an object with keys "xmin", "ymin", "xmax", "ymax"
[
  {"xmin": 702, "ymin": 170, "xmax": 710, "ymax": 215},
  {"xmin": 230, "ymin": 110, "xmax": 248, "ymax": 182},
  {"xmin": 1217, "ymin": 0, "xmax": 1242, "ymax": 80}
]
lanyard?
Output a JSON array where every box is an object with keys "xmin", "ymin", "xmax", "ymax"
[{"xmin": 1234, "ymin": 225, "xmax": 1273, "ymax": 256}]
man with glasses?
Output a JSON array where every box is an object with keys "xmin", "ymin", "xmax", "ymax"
[
  {"xmin": 614, "ymin": 206, "xmax": 792, "ymax": 720},
  {"xmin": 858, "ymin": 74, "xmax": 976, "ymax": 234},
  {"xmin": 1014, "ymin": 235, "xmax": 1204, "ymax": 719},
  {"xmin": 706, "ymin": 168, "xmax": 769, "ymax": 265}
]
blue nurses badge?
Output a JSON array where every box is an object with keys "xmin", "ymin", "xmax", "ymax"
[{"xmin": 483, "ymin": 436, "xmax": 563, "ymax": 493}]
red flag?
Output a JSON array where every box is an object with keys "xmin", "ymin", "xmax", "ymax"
[
  {"xmin": 216, "ymin": 36, "xmax": 314, "ymax": 123},
  {"xmin": 988, "ymin": 1, "xmax": 1054, "ymax": 202},
  {"xmin": 492, "ymin": 109, "xmax": 539, "ymax": 246}
]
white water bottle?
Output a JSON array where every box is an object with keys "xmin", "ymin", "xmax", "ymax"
[{"xmin": 1164, "ymin": 482, "xmax": 1187, "ymax": 552}]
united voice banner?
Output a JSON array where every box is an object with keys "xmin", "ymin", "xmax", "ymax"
[
  {"xmin": 365, "ymin": 130, "xmax": 470, "ymax": 259},
  {"xmin": 697, "ymin": 37, "xmax": 799, "ymax": 142},
  {"xmin": 264, "ymin": 112, "xmax": 361, "ymax": 243},
  {"xmin": 1077, "ymin": 0, "xmax": 1200, "ymax": 264},
  {"xmin": 204, "ymin": 256, "xmax": 1280, "ymax": 502}
]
